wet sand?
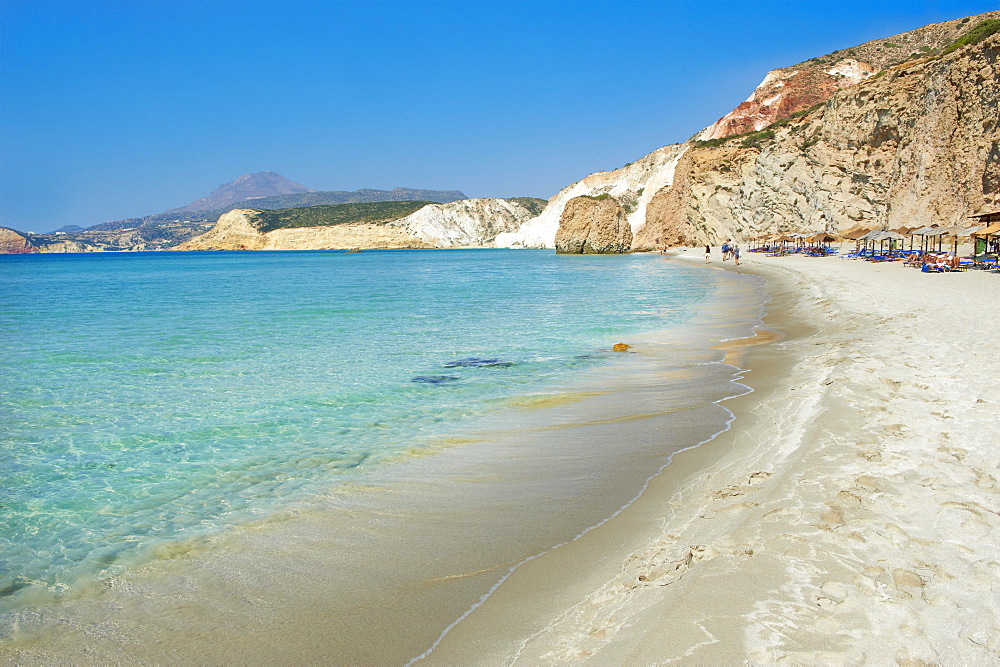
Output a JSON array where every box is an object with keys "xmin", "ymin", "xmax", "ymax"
[{"xmin": 424, "ymin": 249, "xmax": 1000, "ymax": 663}]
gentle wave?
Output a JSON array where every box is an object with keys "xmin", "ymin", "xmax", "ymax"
[{"xmin": 1, "ymin": 249, "xmax": 720, "ymax": 606}]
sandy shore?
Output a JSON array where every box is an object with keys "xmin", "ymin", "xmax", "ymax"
[{"xmin": 426, "ymin": 249, "xmax": 1000, "ymax": 663}]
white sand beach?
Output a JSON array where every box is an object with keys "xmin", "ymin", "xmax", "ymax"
[{"xmin": 426, "ymin": 249, "xmax": 1000, "ymax": 663}]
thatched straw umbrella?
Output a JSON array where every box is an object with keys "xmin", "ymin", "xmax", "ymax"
[
  {"xmin": 856, "ymin": 230, "xmax": 882, "ymax": 256},
  {"xmin": 971, "ymin": 222, "xmax": 1000, "ymax": 263},
  {"xmin": 908, "ymin": 226, "xmax": 950, "ymax": 253},
  {"xmin": 842, "ymin": 227, "xmax": 872, "ymax": 240},
  {"xmin": 772, "ymin": 234, "xmax": 796, "ymax": 253},
  {"xmin": 807, "ymin": 232, "xmax": 839, "ymax": 253},
  {"xmin": 940, "ymin": 224, "xmax": 978, "ymax": 256}
]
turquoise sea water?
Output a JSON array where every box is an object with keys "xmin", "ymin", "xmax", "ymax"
[{"xmin": 0, "ymin": 249, "xmax": 732, "ymax": 609}]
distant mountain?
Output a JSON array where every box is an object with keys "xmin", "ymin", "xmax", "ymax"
[
  {"xmin": 225, "ymin": 187, "xmax": 471, "ymax": 211},
  {"xmin": 168, "ymin": 171, "xmax": 314, "ymax": 214},
  {"xmin": 48, "ymin": 224, "xmax": 84, "ymax": 234},
  {"xmin": 88, "ymin": 174, "xmax": 469, "ymax": 232}
]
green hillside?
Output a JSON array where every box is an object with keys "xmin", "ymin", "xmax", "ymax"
[
  {"xmin": 505, "ymin": 197, "xmax": 548, "ymax": 216},
  {"xmin": 251, "ymin": 201, "xmax": 435, "ymax": 233},
  {"xmin": 248, "ymin": 197, "xmax": 548, "ymax": 234}
]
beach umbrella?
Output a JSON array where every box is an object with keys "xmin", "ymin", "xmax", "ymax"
[
  {"xmin": 855, "ymin": 230, "xmax": 878, "ymax": 255},
  {"xmin": 972, "ymin": 223, "xmax": 1000, "ymax": 261},
  {"xmin": 942, "ymin": 225, "xmax": 976, "ymax": 255},
  {"xmin": 880, "ymin": 231, "xmax": 906, "ymax": 253},
  {"xmin": 805, "ymin": 232, "xmax": 838, "ymax": 254},
  {"xmin": 909, "ymin": 226, "xmax": 948, "ymax": 253},
  {"xmin": 973, "ymin": 222, "xmax": 1000, "ymax": 236},
  {"xmin": 927, "ymin": 227, "xmax": 949, "ymax": 252},
  {"xmin": 843, "ymin": 227, "xmax": 872, "ymax": 239},
  {"xmin": 966, "ymin": 211, "xmax": 1000, "ymax": 261},
  {"xmin": 842, "ymin": 227, "xmax": 872, "ymax": 253}
]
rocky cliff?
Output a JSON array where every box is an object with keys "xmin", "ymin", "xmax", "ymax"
[
  {"xmin": 697, "ymin": 15, "xmax": 985, "ymax": 141},
  {"xmin": 496, "ymin": 145, "xmax": 686, "ymax": 249},
  {"xmin": 0, "ymin": 228, "xmax": 37, "ymax": 254},
  {"xmin": 636, "ymin": 27, "xmax": 999, "ymax": 248},
  {"xmin": 555, "ymin": 196, "xmax": 632, "ymax": 254},
  {"xmin": 388, "ymin": 198, "xmax": 540, "ymax": 247},
  {"xmin": 500, "ymin": 13, "xmax": 999, "ymax": 250},
  {"xmin": 174, "ymin": 197, "xmax": 540, "ymax": 251},
  {"xmin": 173, "ymin": 209, "xmax": 430, "ymax": 251}
]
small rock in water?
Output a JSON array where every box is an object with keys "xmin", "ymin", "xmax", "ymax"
[
  {"xmin": 443, "ymin": 357, "xmax": 513, "ymax": 368},
  {"xmin": 612, "ymin": 343, "xmax": 632, "ymax": 352},
  {"xmin": 411, "ymin": 375, "xmax": 460, "ymax": 385},
  {"xmin": 0, "ymin": 579, "xmax": 30, "ymax": 598}
]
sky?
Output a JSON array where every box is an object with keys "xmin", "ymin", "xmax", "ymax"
[{"xmin": 2, "ymin": 0, "xmax": 997, "ymax": 232}]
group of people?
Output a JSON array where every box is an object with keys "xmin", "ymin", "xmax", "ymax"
[
  {"xmin": 703, "ymin": 241, "xmax": 741, "ymax": 265},
  {"xmin": 722, "ymin": 240, "xmax": 741, "ymax": 264},
  {"xmin": 918, "ymin": 252, "xmax": 961, "ymax": 272},
  {"xmin": 903, "ymin": 251, "xmax": 961, "ymax": 271}
]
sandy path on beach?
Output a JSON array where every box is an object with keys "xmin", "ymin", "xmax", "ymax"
[{"xmin": 427, "ymin": 251, "xmax": 1000, "ymax": 664}]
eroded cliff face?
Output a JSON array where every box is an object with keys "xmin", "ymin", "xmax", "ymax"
[
  {"xmin": 389, "ymin": 198, "xmax": 537, "ymax": 247},
  {"xmin": 0, "ymin": 228, "xmax": 37, "ymax": 254},
  {"xmin": 555, "ymin": 196, "xmax": 632, "ymax": 254},
  {"xmin": 174, "ymin": 198, "xmax": 535, "ymax": 251},
  {"xmin": 495, "ymin": 145, "xmax": 686, "ymax": 249},
  {"xmin": 698, "ymin": 13, "xmax": 993, "ymax": 141},
  {"xmin": 495, "ymin": 18, "xmax": 997, "ymax": 251},
  {"xmin": 174, "ymin": 209, "xmax": 430, "ymax": 251},
  {"xmin": 173, "ymin": 210, "xmax": 270, "ymax": 250},
  {"xmin": 636, "ymin": 33, "xmax": 999, "ymax": 247}
]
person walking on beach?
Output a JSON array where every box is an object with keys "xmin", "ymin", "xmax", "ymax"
[
  {"xmin": 734, "ymin": 244, "xmax": 741, "ymax": 265},
  {"xmin": 721, "ymin": 240, "xmax": 730, "ymax": 261},
  {"xmin": 704, "ymin": 244, "xmax": 711, "ymax": 263}
]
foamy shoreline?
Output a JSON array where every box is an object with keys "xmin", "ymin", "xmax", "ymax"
[{"xmin": 426, "ymin": 248, "xmax": 1000, "ymax": 663}]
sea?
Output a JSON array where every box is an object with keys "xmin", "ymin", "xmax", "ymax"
[{"xmin": 0, "ymin": 248, "xmax": 766, "ymax": 661}]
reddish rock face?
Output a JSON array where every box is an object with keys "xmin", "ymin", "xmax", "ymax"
[
  {"xmin": 0, "ymin": 228, "xmax": 38, "ymax": 254},
  {"xmin": 696, "ymin": 10, "xmax": 991, "ymax": 142},
  {"xmin": 700, "ymin": 61, "xmax": 879, "ymax": 141}
]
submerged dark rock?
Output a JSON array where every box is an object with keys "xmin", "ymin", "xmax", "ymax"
[
  {"xmin": 0, "ymin": 579, "xmax": 30, "ymax": 598},
  {"xmin": 411, "ymin": 375, "xmax": 461, "ymax": 385},
  {"xmin": 443, "ymin": 357, "xmax": 513, "ymax": 368}
]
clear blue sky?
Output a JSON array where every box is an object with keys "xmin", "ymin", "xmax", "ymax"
[{"xmin": 2, "ymin": 0, "xmax": 996, "ymax": 232}]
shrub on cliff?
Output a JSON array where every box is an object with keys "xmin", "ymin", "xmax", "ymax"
[
  {"xmin": 940, "ymin": 18, "xmax": 1000, "ymax": 56},
  {"xmin": 252, "ymin": 201, "xmax": 434, "ymax": 233},
  {"xmin": 505, "ymin": 197, "xmax": 548, "ymax": 216}
]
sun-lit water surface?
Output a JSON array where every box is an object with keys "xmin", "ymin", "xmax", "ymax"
[{"xmin": 0, "ymin": 249, "xmax": 726, "ymax": 604}]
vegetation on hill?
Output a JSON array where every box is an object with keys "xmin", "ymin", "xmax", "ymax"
[
  {"xmin": 249, "ymin": 198, "xmax": 547, "ymax": 234},
  {"xmin": 251, "ymin": 201, "xmax": 435, "ymax": 233},
  {"xmin": 88, "ymin": 188, "xmax": 469, "ymax": 231},
  {"xmin": 940, "ymin": 18, "xmax": 1000, "ymax": 55},
  {"xmin": 692, "ymin": 101, "xmax": 831, "ymax": 150},
  {"xmin": 212, "ymin": 187, "xmax": 467, "ymax": 214},
  {"xmin": 505, "ymin": 197, "xmax": 548, "ymax": 216}
]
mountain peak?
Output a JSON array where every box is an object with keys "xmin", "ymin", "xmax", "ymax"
[{"xmin": 174, "ymin": 171, "xmax": 314, "ymax": 213}]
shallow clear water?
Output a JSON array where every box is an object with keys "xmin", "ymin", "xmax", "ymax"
[{"xmin": 0, "ymin": 249, "xmax": 725, "ymax": 604}]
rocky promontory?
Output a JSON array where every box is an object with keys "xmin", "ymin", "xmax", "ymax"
[
  {"xmin": 554, "ymin": 196, "xmax": 632, "ymax": 254},
  {"xmin": 0, "ymin": 228, "xmax": 37, "ymax": 254},
  {"xmin": 173, "ymin": 209, "xmax": 430, "ymax": 251},
  {"xmin": 173, "ymin": 197, "xmax": 545, "ymax": 251}
]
